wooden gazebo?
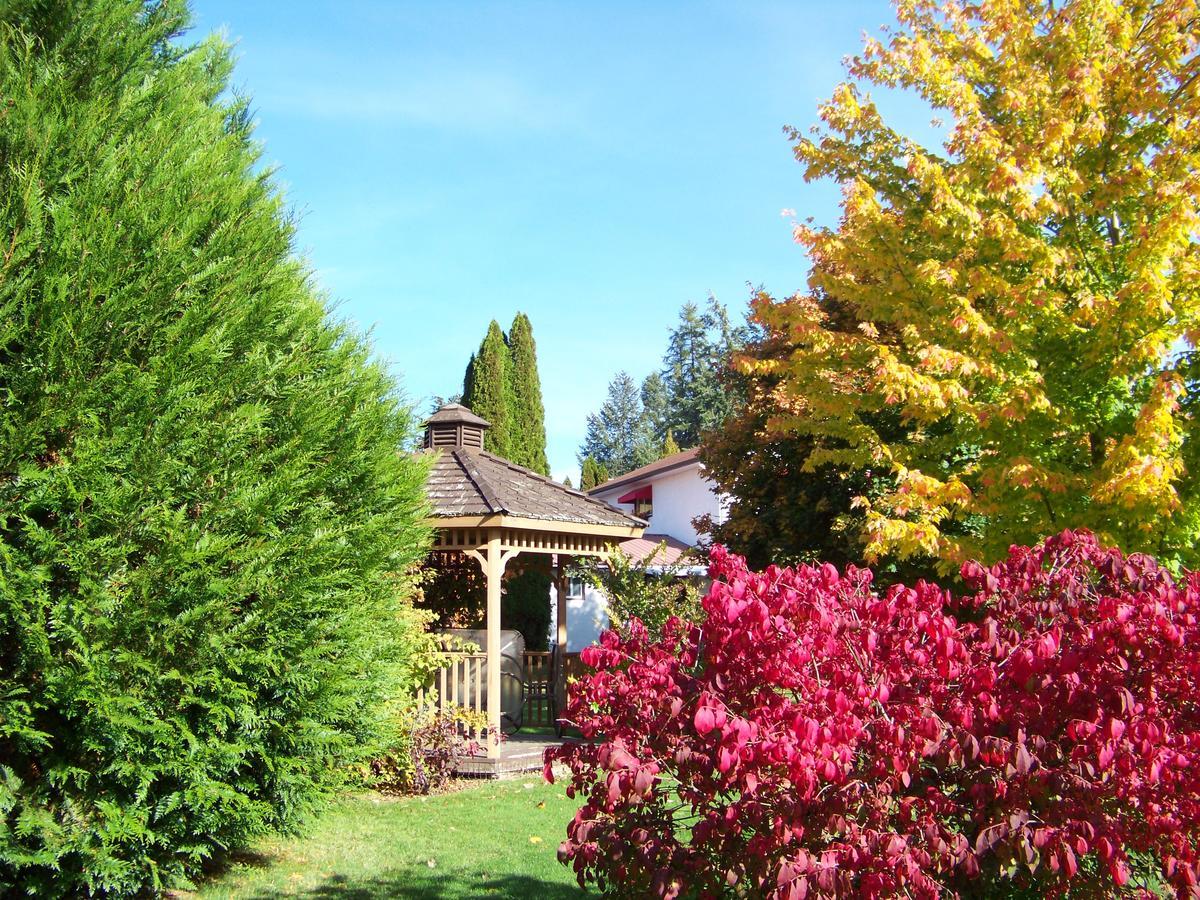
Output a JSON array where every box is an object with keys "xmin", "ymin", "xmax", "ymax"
[{"xmin": 421, "ymin": 404, "xmax": 645, "ymax": 761}]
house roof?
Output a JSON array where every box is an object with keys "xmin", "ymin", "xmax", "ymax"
[
  {"xmin": 618, "ymin": 533, "xmax": 696, "ymax": 567},
  {"xmin": 427, "ymin": 448, "xmax": 646, "ymax": 529},
  {"xmin": 588, "ymin": 448, "xmax": 702, "ymax": 497}
]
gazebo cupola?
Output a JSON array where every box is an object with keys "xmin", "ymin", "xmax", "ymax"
[{"xmin": 423, "ymin": 402, "xmax": 489, "ymax": 450}]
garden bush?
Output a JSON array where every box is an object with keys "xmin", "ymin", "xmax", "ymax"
[
  {"xmin": 0, "ymin": 1, "xmax": 432, "ymax": 895},
  {"xmin": 576, "ymin": 543, "xmax": 704, "ymax": 639},
  {"xmin": 365, "ymin": 706, "xmax": 486, "ymax": 796},
  {"xmin": 549, "ymin": 532, "xmax": 1200, "ymax": 897}
]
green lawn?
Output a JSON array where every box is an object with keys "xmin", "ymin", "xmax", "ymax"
[{"xmin": 188, "ymin": 778, "xmax": 586, "ymax": 899}]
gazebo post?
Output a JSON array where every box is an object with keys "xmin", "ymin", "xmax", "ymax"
[
  {"xmin": 554, "ymin": 557, "xmax": 568, "ymax": 727},
  {"xmin": 485, "ymin": 529, "xmax": 504, "ymax": 760}
]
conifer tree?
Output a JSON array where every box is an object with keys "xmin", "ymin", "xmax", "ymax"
[
  {"xmin": 506, "ymin": 312, "xmax": 549, "ymax": 474},
  {"xmin": 0, "ymin": 1, "xmax": 433, "ymax": 894},
  {"xmin": 581, "ymin": 456, "xmax": 600, "ymax": 491},
  {"xmin": 661, "ymin": 296, "xmax": 742, "ymax": 447},
  {"xmin": 579, "ymin": 372, "xmax": 655, "ymax": 477},
  {"xmin": 639, "ymin": 371, "xmax": 670, "ymax": 449},
  {"xmin": 662, "ymin": 429, "xmax": 682, "ymax": 457},
  {"xmin": 461, "ymin": 353, "xmax": 476, "ymax": 410},
  {"xmin": 580, "ymin": 456, "xmax": 611, "ymax": 491},
  {"xmin": 462, "ymin": 320, "xmax": 514, "ymax": 457}
]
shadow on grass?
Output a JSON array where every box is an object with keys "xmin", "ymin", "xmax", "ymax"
[
  {"xmin": 243, "ymin": 870, "xmax": 584, "ymax": 899},
  {"xmin": 192, "ymin": 847, "xmax": 275, "ymax": 883}
]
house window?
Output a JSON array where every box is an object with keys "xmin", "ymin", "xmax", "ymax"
[
  {"xmin": 567, "ymin": 576, "xmax": 585, "ymax": 600},
  {"xmin": 618, "ymin": 485, "xmax": 653, "ymax": 521}
]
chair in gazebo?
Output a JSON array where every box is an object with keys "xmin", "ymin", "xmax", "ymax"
[{"xmin": 420, "ymin": 404, "xmax": 645, "ymax": 771}]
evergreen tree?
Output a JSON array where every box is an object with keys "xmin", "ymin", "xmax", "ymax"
[
  {"xmin": 580, "ymin": 456, "xmax": 610, "ymax": 491},
  {"xmin": 563, "ymin": 476, "xmax": 574, "ymax": 489},
  {"xmin": 662, "ymin": 429, "xmax": 682, "ymax": 457},
  {"xmin": 579, "ymin": 372, "xmax": 656, "ymax": 477},
  {"xmin": 639, "ymin": 371, "xmax": 670, "ymax": 449},
  {"xmin": 504, "ymin": 562, "xmax": 552, "ymax": 651},
  {"xmin": 506, "ymin": 312, "xmax": 549, "ymax": 474},
  {"xmin": 661, "ymin": 296, "xmax": 743, "ymax": 447},
  {"xmin": 0, "ymin": 2, "xmax": 433, "ymax": 894},
  {"xmin": 461, "ymin": 320, "xmax": 514, "ymax": 457},
  {"xmin": 460, "ymin": 353, "xmax": 476, "ymax": 410},
  {"xmin": 581, "ymin": 456, "xmax": 600, "ymax": 491}
]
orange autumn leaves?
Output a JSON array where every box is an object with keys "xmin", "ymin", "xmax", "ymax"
[{"xmin": 754, "ymin": 0, "xmax": 1200, "ymax": 568}]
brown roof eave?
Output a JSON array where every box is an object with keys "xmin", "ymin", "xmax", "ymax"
[{"xmin": 587, "ymin": 450, "xmax": 702, "ymax": 497}]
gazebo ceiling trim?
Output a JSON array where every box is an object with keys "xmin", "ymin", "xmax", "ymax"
[
  {"xmin": 432, "ymin": 524, "xmax": 624, "ymax": 558},
  {"xmin": 427, "ymin": 513, "xmax": 643, "ymax": 538}
]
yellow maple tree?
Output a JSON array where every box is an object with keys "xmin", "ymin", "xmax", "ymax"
[{"xmin": 753, "ymin": 0, "xmax": 1200, "ymax": 568}]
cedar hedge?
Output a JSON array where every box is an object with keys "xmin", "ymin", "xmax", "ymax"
[{"xmin": 0, "ymin": 1, "xmax": 432, "ymax": 894}]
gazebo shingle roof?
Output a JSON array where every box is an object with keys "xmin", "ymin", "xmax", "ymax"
[{"xmin": 426, "ymin": 448, "xmax": 645, "ymax": 528}]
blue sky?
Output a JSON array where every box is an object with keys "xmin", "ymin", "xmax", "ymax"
[{"xmin": 190, "ymin": 0, "xmax": 897, "ymax": 480}]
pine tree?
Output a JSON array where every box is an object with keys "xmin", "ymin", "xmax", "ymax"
[
  {"xmin": 462, "ymin": 320, "xmax": 514, "ymax": 457},
  {"xmin": 461, "ymin": 353, "xmax": 476, "ymax": 410},
  {"xmin": 639, "ymin": 371, "xmax": 670, "ymax": 449},
  {"xmin": 0, "ymin": 2, "xmax": 433, "ymax": 893},
  {"xmin": 506, "ymin": 312, "xmax": 549, "ymax": 474},
  {"xmin": 661, "ymin": 296, "xmax": 742, "ymax": 447},
  {"xmin": 579, "ymin": 372, "xmax": 656, "ymax": 477},
  {"xmin": 563, "ymin": 476, "xmax": 574, "ymax": 489}
]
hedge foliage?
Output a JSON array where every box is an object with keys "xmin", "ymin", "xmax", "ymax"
[{"xmin": 0, "ymin": 1, "xmax": 433, "ymax": 894}]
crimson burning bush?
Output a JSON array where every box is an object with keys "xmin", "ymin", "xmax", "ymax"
[{"xmin": 547, "ymin": 531, "xmax": 1200, "ymax": 898}]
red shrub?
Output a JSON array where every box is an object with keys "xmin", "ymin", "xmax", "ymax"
[{"xmin": 546, "ymin": 531, "xmax": 1200, "ymax": 898}]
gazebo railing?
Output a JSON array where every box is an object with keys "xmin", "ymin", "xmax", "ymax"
[
  {"xmin": 415, "ymin": 651, "xmax": 487, "ymax": 743},
  {"xmin": 521, "ymin": 650, "xmax": 584, "ymax": 727},
  {"xmin": 418, "ymin": 646, "xmax": 584, "ymax": 731}
]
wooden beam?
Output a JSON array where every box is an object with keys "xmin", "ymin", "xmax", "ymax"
[
  {"xmin": 485, "ymin": 529, "xmax": 504, "ymax": 760},
  {"xmin": 554, "ymin": 557, "xmax": 568, "ymax": 735}
]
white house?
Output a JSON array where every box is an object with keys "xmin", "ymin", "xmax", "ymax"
[{"xmin": 549, "ymin": 448, "xmax": 729, "ymax": 651}]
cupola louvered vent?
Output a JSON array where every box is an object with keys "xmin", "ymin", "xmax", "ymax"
[{"xmin": 422, "ymin": 403, "xmax": 490, "ymax": 450}]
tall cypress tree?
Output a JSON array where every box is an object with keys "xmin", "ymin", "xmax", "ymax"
[
  {"xmin": 506, "ymin": 312, "xmax": 548, "ymax": 474},
  {"xmin": 0, "ymin": 1, "xmax": 433, "ymax": 894},
  {"xmin": 461, "ymin": 320, "xmax": 514, "ymax": 457}
]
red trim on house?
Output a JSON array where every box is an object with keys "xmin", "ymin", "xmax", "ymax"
[{"xmin": 617, "ymin": 485, "xmax": 652, "ymax": 504}]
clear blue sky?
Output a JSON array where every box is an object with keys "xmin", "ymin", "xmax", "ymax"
[{"xmin": 190, "ymin": 0, "xmax": 896, "ymax": 481}]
